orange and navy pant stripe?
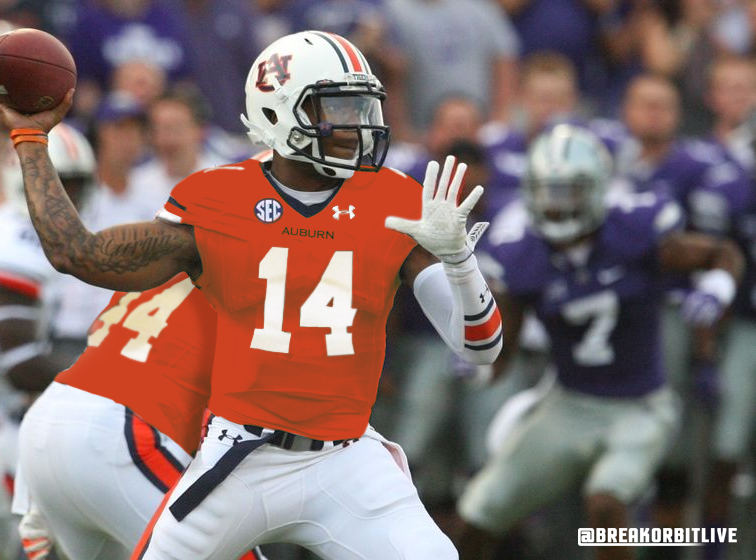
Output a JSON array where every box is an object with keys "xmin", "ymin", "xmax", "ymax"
[{"xmin": 124, "ymin": 409, "xmax": 185, "ymax": 494}]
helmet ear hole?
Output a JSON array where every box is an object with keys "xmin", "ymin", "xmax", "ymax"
[{"xmin": 263, "ymin": 108, "xmax": 278, "ymax": 125}]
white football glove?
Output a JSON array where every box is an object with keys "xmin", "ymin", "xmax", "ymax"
[
  {"xmin": 385, "ymin": 156, "xmax": 487, "ymax": 262},
  {"xmin": 19, "ymin": 506, "xmax": 54, "ymax": 560}
]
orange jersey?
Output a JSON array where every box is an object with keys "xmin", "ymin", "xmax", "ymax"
[
  {"xmin": 158, "ymin": 161, "xmax": 421, "ymax": 439},
  {"xmin": 56, "ymin": 274, "xmax": 217, "ymax": 455}
]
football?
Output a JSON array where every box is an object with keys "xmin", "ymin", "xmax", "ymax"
[{"xmin": 0, "ymin": 28, "xmax": 76, "ymax": 114}]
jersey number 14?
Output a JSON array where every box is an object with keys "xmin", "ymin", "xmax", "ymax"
[{"xmin": 250, "ymin": 247, "xmax": 357, "ymax": 356}]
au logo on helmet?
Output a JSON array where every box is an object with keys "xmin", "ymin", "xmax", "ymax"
[{"xmin": 256, "ymin": 53, "xmax": 293, "ymax": 92}]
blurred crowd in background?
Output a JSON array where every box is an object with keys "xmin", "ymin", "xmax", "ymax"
[{"xmin": 2, "ymin": 0, "xmax": 756, "ymax": 559}]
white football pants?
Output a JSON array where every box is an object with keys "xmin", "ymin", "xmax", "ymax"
[
  {"xmin": 138, "ymin": 415, "xmax": 458, "ymax": 559},
  {"xmin": 17, "ymin": 382, "xmax": 191, "ymax": 560}
]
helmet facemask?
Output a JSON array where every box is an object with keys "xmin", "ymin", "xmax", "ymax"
[
  {"xmin": 289, "ymin": 80, "xmax": 390, "ymax": 178},
  {"xmin": 523, "ymin": 124, "xmax": 612, "ymax": 245},
  {"xmin": 524, "ymin": 174, "xmax": 606, "ymax": 245}
]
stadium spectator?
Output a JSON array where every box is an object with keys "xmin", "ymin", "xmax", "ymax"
[
  {"xmin": 495, "ymin": 0, "xmax": 614, "ymax": 104},
  {"xmin": 172, "ymin": 0, "xmax": 262, "ymax": 134},
  {"xmin": 90, "ymin": 92, "xmax": 151, "ymax": 211},
  {"xmin": 615, "ymin": 74, "xmax": 748, "ymax": 236},
  {"xmin": 64, "ymin": 0, "xmax": 193, "ymax": 122},
  {"xmin": 0, "ymin": 0, "xmax": 77, "ymax": 36},
  {"xmin": 386, "ymin": 0, "xmax": 520, "ymax": 136},
  {"xmin": 128, "ymin": 86, "xmax": 224, "ymax": 202},
  {"xmin": 598, "ymin": 0, "xmax": 730, "ymax": 133},
  {"xmin": 613, "ymin": 73, "xmax": 752, "ymax": 560},
  {"xmin": 481, "ymin": 52, "xmax": 583, "ymax": 201},
  {"xmin": 110, "ymin": 59, "xmax": 168, "ymax": 108},
  {"xmin": 700, "ymin": 53, "xmax": 756, "ymax": 560},
  {"xmin": 707, "ymin": 54, "xmax": 756, "ymax": 169}
]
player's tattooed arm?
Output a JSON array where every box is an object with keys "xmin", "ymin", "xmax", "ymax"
[
  {"xmin": 17, "ymin": 142, "xmax": 201, "ymax": 291},
  {"xmin": 0, "ymin": 90, "xmax": 201, "ymax": 291}
]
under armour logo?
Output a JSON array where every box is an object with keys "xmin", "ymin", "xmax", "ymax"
[
  {"xmin": 479, "ymin": 286, "xmax": 490, "ymax": 304},
  {"xmin": 218, "ymin": 429, "xmax": 243, "ymax": 445},
  {"xmin": 333, "ymin": 205, "xmax": 355, "ymax": 220}
]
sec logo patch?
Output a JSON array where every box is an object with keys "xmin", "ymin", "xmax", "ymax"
[{"xmin": 255, "ymin": 198, "xmax": 283, "ymax": 223}]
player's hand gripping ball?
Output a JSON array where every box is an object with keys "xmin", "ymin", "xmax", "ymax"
[{"xmin": 0, "ymin": 28, "xmax": 76, "ymax": 114}]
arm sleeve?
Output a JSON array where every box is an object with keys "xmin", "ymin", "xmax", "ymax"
[{"xmin": 412, "ymin": 256, "xmax": 503, "ymax": 365}]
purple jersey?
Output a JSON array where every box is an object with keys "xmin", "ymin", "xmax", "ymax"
[
  {"xmin": 614, "ymin": 138, "xmax": 750, "ymax": 236},
  {"xmin": 487, "ymin": 193, "xmax": 684, "ymax": 397},
  {"xmin": 480, "ymin": 125, "xmax": 528, "ymax": 191}
]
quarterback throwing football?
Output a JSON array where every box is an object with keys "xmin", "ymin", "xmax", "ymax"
[{"xmin": 0, "ymin": 31, "xmax": 501, "ymax": 559}]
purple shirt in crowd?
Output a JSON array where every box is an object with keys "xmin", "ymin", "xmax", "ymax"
[{"xmin": 65, "ymin": 0, "xmax": 192, "ymax": 86}]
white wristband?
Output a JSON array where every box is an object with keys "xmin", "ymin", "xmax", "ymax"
[
  {"xmin": 442, "ymin": 253, "xmax": 479, "ymax": 283},
  {"xmin": 696, "ymin": 269, "xmax": 736, "ymax": 306}
]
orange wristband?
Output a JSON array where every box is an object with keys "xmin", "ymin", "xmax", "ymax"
[
  {"xmin": 10, "ymin": 128, "xmax": 47, "ymax": 139},
  {"xmin": 12, "ymin": 135, "xmax": 49, "ymax": 147}
]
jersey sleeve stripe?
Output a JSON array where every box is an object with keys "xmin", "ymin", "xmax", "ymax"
[
  {"xmin": 465, "ymin": 307, "xmax": 502, "ymax": 341},
  {"xmin": 156, "ymin": 208, "xmax": 184, "ymax": 224},
  {"xmin": 464, "ymin": 329, "xmax": 503, "ymax": 351},
  {"xmin": 158, "ymin": 197, "xmax": 188, "ymax": 224},
  {"xmin": 168, "ymin": 196, "xmax": 187, "ymax": 211},
  {"xmin": 0, "ymin": 272, "xmax": 41, "ymax": 299},
  {"xmin": 124, "ymin": 410, "xmax": 183, "ymax": 494}
]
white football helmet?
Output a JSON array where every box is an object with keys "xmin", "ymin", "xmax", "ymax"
[
  {"xmin": 241, "ymin": 30, "xmax": 389, "ymax": 179},
  {"xmin": 48, "ymin": 122, "xmax": 97, "ymax": 181},
  {"xmin": 523, "ymin": 124, "xmax": 612, "ymax": 244}
]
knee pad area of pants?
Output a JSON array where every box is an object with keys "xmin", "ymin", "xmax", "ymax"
[{"xmin": 387, "ymin": 517, "xmax": 458, "ymax": 560}]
